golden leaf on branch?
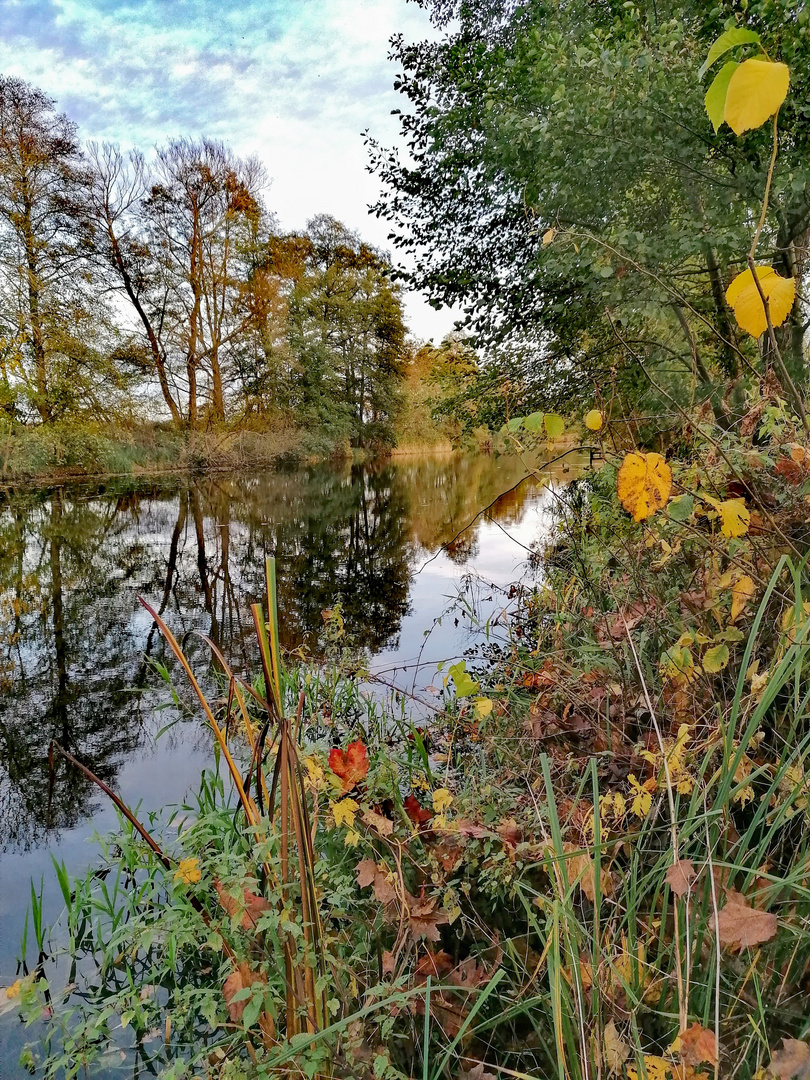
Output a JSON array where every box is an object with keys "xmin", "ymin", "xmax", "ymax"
[
  {"xmin": 726, "ymin": 266, "xmax": 795, "ymax": 338},
  {"xmin": 617, "ymin": 452, "xmax": 672, "ymax": 522},
  {"xmin": 585, "ymin": 409, "xmax": 603, "ymax": 431},
  {"xmin": 724, "ymin": 58, "xmax": 789, "ymax": 135}
]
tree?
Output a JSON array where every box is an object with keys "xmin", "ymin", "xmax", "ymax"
[
  {"xmin": 87, "ymin": 139, "xmax": 267, "ymax": 426},
  {"xmin": 286, "ymin": 216, "xmax": 408, "ymax": 447},
  {"xmin": 0, "ymin": 78, "xmax": 116, "ymax": 422},
  {"xmin": 368, "ymin": 0, "xmax": 810, "ymax": 413}
]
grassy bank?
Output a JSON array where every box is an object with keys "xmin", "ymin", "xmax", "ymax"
[{"xmin": 10, "ymin": 412, "xmax": 810, "ymax": 1080}]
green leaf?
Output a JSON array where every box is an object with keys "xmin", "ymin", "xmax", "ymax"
[
  {"xmin": 699, "ymin": 28, "xmax": 760, "ymax": 79},
  {"xmin": 705, "ymin": 61, "xmax": 739, "ymax": 131},
  {"xmin": 523, "ymin": 410, "xmax": 546, "ymax": 432},
  {"xmin": 703, "ymin": 643, "xmax": 730, "ymax": 673},
  {"xmin": 449, "ymin": 660, "xmax": 479, "ymax": 699},
  {"xmin": 667, "ymin": 493, "xmax": 694, "ymax": 521},
  {"xmin": 506, "ymin": 416, "xmax": 523, "ymax": 432},
  {"xmin": 544, "ymin": 413, "xmax": 565, "ymax": 439}
]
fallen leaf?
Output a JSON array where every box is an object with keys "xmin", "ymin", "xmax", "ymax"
[
  {"xmin": 717, "ymin": 889, "xmax": 777, "ymax": 949},
  {"xmin": 408, "ymin": 894, "xmax": 449, "ymax": 942},
  {"xmin": 617, "ymin": 452, "xmax": 672, "ymax": 522},
  {"xmin": 328, "ymin": 740, "xmax": 369, "ymax": 792},
  {"xmin": 567, "ymin": 849, "xmax": 615, "ymax": 902},
  {"xmin": 382, "ymin": 950, "xmax": 396, "ymax": 975},
  {"xmin": 458, "ymin": 1066, "xmax": 497, "ymax": 1080},
  {"xmin": 432, "ymin": 788, "xmax": 454, "ymax": 814},
  {"xmin": 666, "ymin": 859, "xmax": 697, "ymax": 897},
  {"xmin": 214, "ymin": 880, "xmax": 271, "ymax": 931},
  {"xmin": 678, "ymin": 1022, "xmax": 718, "ymax": 1067},
  {"xmin": 604, "ymin": 1019, "xmax": 630, "ymax": 1073},
  {"xmin": 355, "ymin": 859, "xmax": 398, "ymax": 906},
  {"xmin": 770, "ymin": 1038, "xmax": 810, "ymax": 1080},
  {"xmin": 415, "ymin": 950, "xmax": 453, "ymax": 978}
]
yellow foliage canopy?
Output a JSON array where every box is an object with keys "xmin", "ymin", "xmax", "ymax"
[
  {"xmin": 726, "ymin": 266, "xmax": 795, "ymax": 338},
  {"xmin": 724, "ymin": 58, "xmax": 789, "ymax": 135},
  {"xmin": 617, "ymin": 452, "xmax": 672, "ymax": 522}
]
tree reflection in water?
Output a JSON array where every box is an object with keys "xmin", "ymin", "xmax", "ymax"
[{"xmin": 0, "ymin": 453, "xmax": 576, "ymax": 852}]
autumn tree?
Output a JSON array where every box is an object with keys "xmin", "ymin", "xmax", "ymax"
[{"xmin": 0, "ymin": 78, "xmax": 117, "ymax": 422}]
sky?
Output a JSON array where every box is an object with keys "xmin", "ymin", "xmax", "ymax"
[{"xmin": 0, "ymin": 0, "xmax": 458, "ymax": 342}]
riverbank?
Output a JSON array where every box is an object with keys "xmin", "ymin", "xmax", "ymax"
[{"xmin": 0, "ymin": 418, "xmax": 475, "ymax": 486}]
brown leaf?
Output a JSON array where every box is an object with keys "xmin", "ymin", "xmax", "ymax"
[
  {"xmin": 604, "ymin": 1020, "xmax": 630, "ymax": 1073},
  {"xmin": 408, "ymin": 894, "xmax": 449, "ymax": 942},
  {"xmin": 223, "ymin": 963, "xmax": 267, "ymax": 1022},
  {"xmin": 362, "ymin": 809, "xmax": 394, "ymax": 837},
  {"xmin": 717, "ymin": 889, "xmax": 777, "ymax": 950},
  {"xmin": 458, "ymin": 1066, "xmax": 497, "ymax": 1080},
  {"xmin": 678, "ymin": 1022, "xmax": 718, "ymax": 1067},
  {"xmin": 381, "ymin": 950, "xmax": 396, "ymax": 976},
  {"xmin": 356, "ymin": 859, "xmax": 398, "ymax": 905},
  {"xmin": 567, "ymin": 851, "xmax": 614, "ymax": 902},
  {"xmin": 455, "ymin": 820, "xmax": 489, "ymax": 839},
  {"xmin": 415, "ymin": 949, "xmax": 454, "ymax": 978},
  {"xmin": 666, "ymin": 859, "xmax": 697, "ymax": 897},
  {"xmin": 771, "ymin": 1039, "xmax": 810, "ymax": 1079},
  {"xmin": 214, "ymin": 880, "xmax": 271, "ymax": 932}
]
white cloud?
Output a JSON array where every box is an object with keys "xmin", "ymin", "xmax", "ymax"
[{"xmin": 0, "ymin": 0, "xmax": 460, "ymax": 341}]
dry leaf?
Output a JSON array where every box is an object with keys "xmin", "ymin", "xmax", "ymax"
[
  {"xmin": 617, "ymin": 452, "xmax": 672, "ymax": 522},
  {"xmin": 214, "ymin": 880, "xmax": 271, "ymax": 931},
  {"xmin": 223, "ymin": 963, "xmax": 267, "ymax": 1022},
  {"xmin": 362, "ymin": 809, "xmax": 394, "ymax": 837},
  {"xmin": 717, "ymin": 889, "xmax": 777, "ymax": 949},
  {"xmin": 355, "ymin": 859, "xmax": 398, "ymax": 905},
  {"xmin": 666, "ymin": 859, "xmax": 697, "ymax": 897},
  {"xmin": 568, "ymin": 850, "xmax": 614, "ymax": 902},
  {"xmin": 604, "ymin": 1019, "xmax": 630, "ymax": 1073},
  {"xmin": 408, "ymin": 894, "xmax": 449, "ymax": 942},
  {"xmin": 678, "ymin": 1022, "xmax": 718, "ymax": 1067},
  {"xmin": 328, "ymin": 740, "xmax": 369, "ymax": 792},
  {"xmin": 770, "ymin": 1038, "xmax": 810, "ymax": 1079}
]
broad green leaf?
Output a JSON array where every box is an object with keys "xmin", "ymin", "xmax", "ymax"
[
  {"xmin": 544, "ymin": 413, "xmax": 565, "ymax": 439},
  {"xmin": 506, "ymin": 416, "xmax": 523, "ymax": 432},
  {"xmin": 699, "ymin": 28, "xmax": 760, "ymax": 79},
  {"xmin": 523, "ymin": 410, "xmax": 546, "ymax": 432},
  {"xmin": 703, "ymin": 643, "xmax": 730, "ymax": 673},
  {"xmin": 726, "ymin": 266, "xmax": 795, "ymax": 338},
  {"xmin": 705, "ymin": 61, "xmax": 738, "ymax": 132},
  {"xmin": 449, "ymin": 660, "xmax": 479, "ymax": 699},
  {"xmin": 725, "ymin": 58, "xmax": 789, "ymax": 135},
  {"xmin": 668, "ymin": 494, "xmax": 694, "ymax": 522}
]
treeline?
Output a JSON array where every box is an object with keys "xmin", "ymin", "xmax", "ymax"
[{"xmin": 0, "ymin": 76, "xmax": 420, "ymax": 449}]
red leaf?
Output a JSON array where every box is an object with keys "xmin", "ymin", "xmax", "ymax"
[
  {"xmin": 404, "ymin": 794, "xmax": 434, "ymax": 825},
  {"xmin": 328, "ymin": 740, "xmax": 369, "ymax": 792}
]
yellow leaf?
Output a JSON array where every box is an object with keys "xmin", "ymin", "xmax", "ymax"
[
  {"xmin": 332, "ymin": 797, "xmax": 359, "ymax": 828},
  {"xmin": 432, "ymin": 788, "xmax": 453, "ymax": 813},
  {"xmin": 717, "ymin": 498, "xmax": 750, "ymax": 538},
  {"xmin": 344, "ymin": 829, "xmax": 361, "ymax": 847},
  {"xmin": 474, "ymin": 696, "xmax": 493, "ymax": 718},
  {"xmin": 5, "ymin": 980, "xmax": 21, "ymax": 1000},
  {"xmin": 726, "ymin": 266, "xmax": 795, "ymax": 338},
  {"xmin": 173, "ymin": 857, "xmax": 201, "ymax": 885},
  {"xmin": 585, "ymin": 409, "xmax": 603, "ymax": 431},
  {"xmin": 731, "ymin": 575, "xmax": 755, "ymax": 621},
  {"xmin": 724, "ymin": 58, "xmax": 789, "ymax": 135},
  {"xmin": 627, "ymin": 1056, "xmax": 672, "ymax": 1080},
  {"xmin": 628, "ymin": 774, "xmax": 654, "ymax": 819},
  {"xmin": 617, "ymin": 452, "xmax": 672, "ymax": 522},
  {"xmin": 542, "ymin": 227, "xmax": 556, "ymax": 246}
]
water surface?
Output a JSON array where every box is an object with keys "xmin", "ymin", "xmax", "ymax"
[{"xmin": 0, "ymin": 451, "xmax": 580, "ymax": 1065}]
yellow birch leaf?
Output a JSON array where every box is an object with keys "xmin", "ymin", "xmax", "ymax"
[
  {"xmin": 617, "ymin": 452, "xmax": 672, "ymax": 521},
  {"xmin": 705, "ymin": 60, "xmax": 739, "ymax": 132},
  {"xmin": 731, "ymin": 575, "xmax": 755, "ymax": 621},
  {"xmin": 724, "ymin": 58, "xmax": 789, "ymax": 135},
  {"xmin": 542, "ymin": 227, "xmax": 556, "ymax": 246},
  {"xmin": 726, "ymin": 265, "xmax": 795, "ymax": 338},
  {"xmin": 585, "ymin": 409, "xmax": 603, "ymax": 431}
]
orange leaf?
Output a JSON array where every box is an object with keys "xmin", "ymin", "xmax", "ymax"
[
  {"xmin": 214, "ymin": 880, "xmax": 271, "ymax": 932},
  {"xmin": 678, "ymin": 1022, "xmax": 718, "ymax": 1067},
  {"xmin": 770, "ymin": 1038, "xmax": 810, "ymax": 1080},
  {"xmin": 328, "ymin": 740, "xmax": 369, "ymax": 792},
  {"xmin": 223, "ymin": 962, "xmax": 267, "ymax": 1022},
  {"xmin": 404, "ymin": 794, "xmax": 434, "ymax": 825}
]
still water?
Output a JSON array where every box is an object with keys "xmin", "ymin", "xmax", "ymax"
[{"xmin": 0, "ymin": 451, "xmax": 580, "ymax": 1063}]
